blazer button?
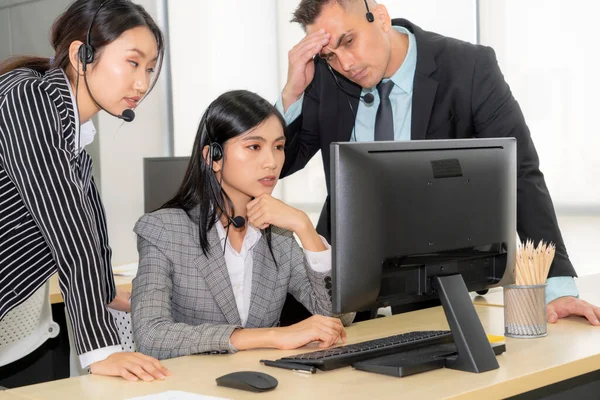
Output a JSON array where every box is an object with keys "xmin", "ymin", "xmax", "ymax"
[
  {"xmin": 324, "ymin": 276, "xmax": 332, "ymax": 283},
  {"xmin": 328, "ymin": 289, "xmax": 332, "ymax": 297},
  {"xmin": 325, "ymin": 282, "xmax": 332, "ymax": 289}
]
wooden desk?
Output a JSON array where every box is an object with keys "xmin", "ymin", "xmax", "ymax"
[
  {"xmin": 9, "ymin": 305, "xmax": 600, "ymax": 400},
  {"xmin": 49, "ymin": 273, "xmax": 134, "ymax": 304},
  {"xmin": 474, "ymin": 273, "xmax": 600, "ymax": 307},
  {"xmin": 0, "ymin": 393, "xmax": 34, "ymax": 400}
]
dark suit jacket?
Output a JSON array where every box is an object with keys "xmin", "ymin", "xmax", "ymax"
[{"xmin": 281, "ymin": 18, "xmax": 575, "ymax": 278}]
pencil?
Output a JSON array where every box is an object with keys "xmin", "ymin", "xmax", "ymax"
[{"xmin": 515, "ymin": 240, "xmax": 556, "ymax": 285}]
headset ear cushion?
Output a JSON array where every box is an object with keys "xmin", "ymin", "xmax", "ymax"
[
  {"xmin": 78, "ymin": 44, "xmax": 94, "ymax": 65},
  {"xmin": 210, "ymin": 143, "xmax": 223, "ymax": 162}
]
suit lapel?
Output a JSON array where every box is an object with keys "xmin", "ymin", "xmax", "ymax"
[
  {"xmin": 322, "ymin": 62, "xmax": 361, "ymax": 143},
  {"xmin": 43, "ymin": 69, "xmax": 94, "ymax": 190},
  {"xmin": 245, "ymin": 234, "xmax": 278, "ymax": 328},
  {"xmin": 45, "ymin": 69, "xmax": 78, "ymax": 157},
  {"xmin": 337, "ymin": 79, "xmax": 361, "ymax": 143},
  {"xmin": 195, "ymin": 226, "xmax": 242, "ymax": 326},
  {"xmin": 411, "ymin": 73, "xmax": 438, "ymax": 140},
  {"xmin": 391, "ymin": 19, "xmax": 439, "ymax": 141}
]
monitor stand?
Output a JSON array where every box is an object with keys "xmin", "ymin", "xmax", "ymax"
[
  {"xmin": 434, "ymin": 274, "xmax": 499, "ymax": 373},
  {"xmin": 352, "ymin": 274, "xmax": 501, "ymax": 377}
]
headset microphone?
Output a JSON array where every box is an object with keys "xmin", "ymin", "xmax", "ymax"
[
  {"xmin": 327, "ymin": 64, "xmax": 374, "ymax": 104},
  {"xmin": 229, "ymin": 216, "xmax": 246, "ymax": 229},
  {"xmin": 325, "ymin": 65, "xmax": 373, "ymax": 142},
  {"xmin": 120, "ymin": 108, "xmax": 135, "ymax": 122}
]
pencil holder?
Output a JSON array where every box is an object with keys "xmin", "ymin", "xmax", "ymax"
[{"xmin": 504, "ymin": 284, "xmax": 547, "ymax": 338}]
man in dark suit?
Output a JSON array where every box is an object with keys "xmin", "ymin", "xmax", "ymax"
[{"xmin": 277, "ymin": 0, "xmax": 600, "ymax": 325}]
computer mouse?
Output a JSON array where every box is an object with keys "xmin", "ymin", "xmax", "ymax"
[{"xmin": 215, "ymin": 370, "xmax": 278, "ymax": 393}]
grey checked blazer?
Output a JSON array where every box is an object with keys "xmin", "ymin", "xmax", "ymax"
[{"xmin": 132, "ymin": 207, "xmax": 354, "ymax": 360}]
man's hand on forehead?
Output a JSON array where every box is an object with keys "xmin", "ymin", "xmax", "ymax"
[
  {"xmin": 303, "ymin": 28, "xmax": 331, "ymax": 57},
  {"xmin": 282, "ymin": 28, "xmax": 330, "ymax": 110}
]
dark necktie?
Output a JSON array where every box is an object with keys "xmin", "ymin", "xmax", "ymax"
[{"xmin": 374, "ymin": 80, "xmax": 395, "ymax": 141}]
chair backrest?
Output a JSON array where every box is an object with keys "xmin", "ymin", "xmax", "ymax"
[{"xmin": 0, "ymin": 282, "xmax": 60, "ymax": 367}]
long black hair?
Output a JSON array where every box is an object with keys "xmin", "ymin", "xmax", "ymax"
[
  {"xmin": 161, "ymin": 90, "xmax": 287, "ymax": 257},
  {"xmin": 0, "ymin": 0, "xmax": 165, "ymax": 92}
]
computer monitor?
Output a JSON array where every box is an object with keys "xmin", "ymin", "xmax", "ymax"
[
  {"xmin": 330, "ymin": 138, "xmax": 516, "ymax": 373},
  {"xmin": 143, "ymin": 157, "xmax": 190, "ymax": 213}
]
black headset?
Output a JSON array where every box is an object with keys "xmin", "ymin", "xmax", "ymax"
[
  {"xmin": 78, "ymin": 0, "xmax": 135, "ymax": 122},
  {"xmin": 209, "ymin": 142, "xmax": 223, "ymax": 162},
  {"xmin": 202, "ymin": 111, "xmax": 245, "ymax": 230},
  {"xmin": 201, "ymin": 107, "xmax": 224, "ymax": 161},
  {"xmin": 78, "ymin": 0, "xmax": 107, "ymax": 71},
  {"xmin": 203, "ymin": 110, "xmax": 224, "ymax": 166}
]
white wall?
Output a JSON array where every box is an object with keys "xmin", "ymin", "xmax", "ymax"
[
  {"xmin": 168, "ymin": 0, "xmax": 279, "ymax": 157},
  {"xmin": 479, "ymin": 0, "xmax": 600, "ymax": 276},
  {"xmin": 479, "ymin": 0, "xmax": 600, "ymax": 210},
  {"xmin": 96, "ymin": 0, "xmax": 170, "ymax": 265}
]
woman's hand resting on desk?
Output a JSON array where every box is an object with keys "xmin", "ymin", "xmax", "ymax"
[
  {"xmin": 90, "ymin": 352, "xmax": 171, "ymax": 381},
  {"xmin": 230, "ymin": 315, "xmax": 347, "ymax": 350},
  {"xmin": 275, "ymin": 315, "xmax": 347, "ymax": 349},
  {"xmin": 108, "ymin": 287, "xmax": 132, "ymax": 312}
]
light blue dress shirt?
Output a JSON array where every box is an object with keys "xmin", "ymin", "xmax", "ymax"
[
  {"xmin": 354, "ymin": 26, "xmax": 416, "ymax": 142},
  {"xmin": 276, "ymin": 27, "xmax": 578, "ymax": 304}
]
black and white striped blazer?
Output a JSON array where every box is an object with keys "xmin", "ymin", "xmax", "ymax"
[{"xmin": 0, "ymin": 67, "xmax": 120, "ymax": 355}]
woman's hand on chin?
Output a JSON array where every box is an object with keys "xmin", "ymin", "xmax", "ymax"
[{"xmin": 246, "ymin": 194, "xmax": 309, "ymax": 233}]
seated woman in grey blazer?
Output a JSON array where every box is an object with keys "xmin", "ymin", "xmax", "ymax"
[{"xmin": 132, "ymin": 90, "xmax": 354, "ymax": 360}]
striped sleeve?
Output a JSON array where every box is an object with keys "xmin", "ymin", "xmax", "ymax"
[
  {"xmin": 0, "ymin": 80, "xmax": 120, "ymax": 355},
  {"xmin": 89, "ymin": 176, "xmax": 117, "ymax": 304}
]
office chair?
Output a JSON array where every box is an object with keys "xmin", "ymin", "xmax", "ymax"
[{"xmin": 0, "ymin": 282, "xmax": 60, "ymax": 368}]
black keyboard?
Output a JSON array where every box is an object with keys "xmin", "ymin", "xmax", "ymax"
[{"xmin": 280, "ymin": 330, "xmax": 453, "ymax": 371}]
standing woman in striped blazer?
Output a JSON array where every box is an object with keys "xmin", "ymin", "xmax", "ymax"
[{"xmin": 0, "ymin": 0, "xmax": 169, "ymax": 381}]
